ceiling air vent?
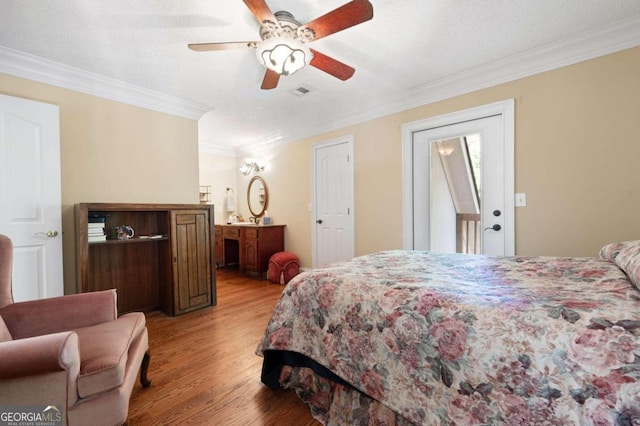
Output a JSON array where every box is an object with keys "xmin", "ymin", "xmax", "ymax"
[{"xmin": 289, "ymin": 84, "xmax": 315, "ymax": 97}]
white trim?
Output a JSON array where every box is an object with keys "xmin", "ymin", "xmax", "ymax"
[
  {"xmin": 0, "ymin": 46, "xmax": 211, "ymax": 120},
  {"xmin": 401, "ymin": 99, "xmax": 515, "ymax": 255},
  {"xmin": 198, "ymin": 142, "xmax": 237, "ymax": 157},
  {"xmin": 311, "ymin": 135, "xmax": 355, "ymax": 268}
]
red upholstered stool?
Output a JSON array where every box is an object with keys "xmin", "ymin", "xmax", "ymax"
[{"xmin": 268, "ymin": 251, "xmax": 300, "ymax": 284}]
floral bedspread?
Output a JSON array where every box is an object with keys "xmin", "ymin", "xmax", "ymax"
[{"xmin": 256, "ymin": 250, "xmax": 640, "ymax": 425}]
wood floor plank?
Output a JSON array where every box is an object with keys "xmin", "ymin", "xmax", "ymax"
[{"xmin": 127, "ymin": 269, "xmax": 318, "ymax": 425}]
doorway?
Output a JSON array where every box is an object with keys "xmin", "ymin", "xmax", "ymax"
[
  {"xmin": 0, "ymin": 94, "xmax": 64, "ymax": 301},
  {"xmin": 312, "ymin": 136, "xmax": 354, "ymax": 267},
  {"xmin": 402, "ymin": 100, "xmax": 515, "ymax": 256}
]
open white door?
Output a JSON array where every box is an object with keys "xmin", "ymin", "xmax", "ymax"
[
  {"xmin": 312, "ymin": 137, "xmax": 354, "ymax": 267},
  {"xmin": 0, "ymin": 94, "xmax": 64, "ymax": 301}
]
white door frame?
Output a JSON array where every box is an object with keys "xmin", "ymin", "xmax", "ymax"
[
  {"xmin": 311, "ymin": 136, "xmax": 355, "ymax": 268},
  {"xmin": 401, "ymin": 99, "xmax": 515, "ymax": 255}
]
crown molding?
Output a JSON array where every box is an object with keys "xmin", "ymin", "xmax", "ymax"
[
  {"xmin": 0, "ymin": 46, "xmax": 211, "ymax": 120},
  {"xmin": 237, "ymin": 13, "xmax": 640, "ymax": 153},
  {"xmin": 199, "ymin": 142, "xmax": 237, "ymax": 157},
  {"xmin": 1, "ymin": 13, "xmax": 638, "ymax": 151}
]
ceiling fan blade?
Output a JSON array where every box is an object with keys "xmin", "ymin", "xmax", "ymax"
[
  {"xmin": 243, "ymin": 0, "xmax": 278, "ymax": 27},
  {"xmin": 301, "ymin": 0, "xmax": 373, "ymax": 42},
  {"xmin": 309, "ymin": 49, "xmax": 355, "ymax": 81},
  {"xmin": 261, "ymin": 69, "xmax": 280, "ymax": 90},
  {"xmin": 188, "ymin": 41, "xmax": 258, "ymax": 52}
]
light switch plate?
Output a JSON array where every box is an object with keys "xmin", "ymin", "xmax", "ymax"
[{"xmin": 515, "ymin": 193, "xmax": 527, "ymax": 207}]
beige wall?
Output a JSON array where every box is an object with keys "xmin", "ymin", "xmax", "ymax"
[
  {"xmin": 0, "ymin": 73, "xmax": 200, "ymax": 294},
  {"xmin": 234, "ymin": 141, "xmax": 314, "ymax": 266},
  {"xmin": 198, "ymin": 151, "xmax": 238, "ymax": 225},
  {"xmin": 3, "ymin": 46, "xmax": 639, "ymax": 289},
  {"xmin": 229, "ymin": 46, "xmax": 640, "ymax": 266}
]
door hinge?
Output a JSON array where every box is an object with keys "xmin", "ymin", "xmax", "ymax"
[{"xmin": 348, "ymin": 208, "xmax": 350, "ymax": 215}]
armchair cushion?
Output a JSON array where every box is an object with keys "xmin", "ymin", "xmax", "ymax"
[
  {"xmin": 0, "ymin": 331, "xmax": 79, "ymax": 380},
  {"xmin": 75, "ymin": 312, "xmax": 146, "ymax": 398},
  {"xmin": 0, "ymin": 331, "xmax": 81, "ymax": 409},
  {"xmin": 0, "ymin": 315, "xmax": 11, "ymax": 342},
  {"xmin": 1, "ymin": 289, "xmax": 117, "ymax": 339}
]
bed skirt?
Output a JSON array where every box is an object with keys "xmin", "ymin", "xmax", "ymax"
[{"xmin": 261, "ymin": 350, "xmax": 416, "ymax": 425}]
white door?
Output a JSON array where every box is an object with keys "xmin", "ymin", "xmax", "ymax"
[
  {"xmin": 0, "ymin": 94, "xmax": 64, "ymax": 301},
  {"xmin": 402, "ymin": 100, "xmax": 514, "ymax": 256},
  {"xmin": 312, "ymin": 137, "xmax": 354, "ymax": 267}
]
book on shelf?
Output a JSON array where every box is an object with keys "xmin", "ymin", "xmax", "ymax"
[
  {"xmin": 88, "ymin": 222, "xmax": 105, "ymax": 229},
  {"xmin": 88, "ymin": 229, "xmax": 105, "ymax": 236},
  {"xmin": 88, "ymin": 214, "xmax": 106, "ymax": 224},
  {"xmin": 88, "ymin": 235, "xmax": 107, "ymax": 243}
]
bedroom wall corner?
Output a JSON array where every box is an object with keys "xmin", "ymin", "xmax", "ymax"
[
  {"xmin": 235, "ymin": 141, "xmax": 314, "ymax": 268},
  {"xmin": 0, "ymin": 72, "xmax": 200, "ymax": 295},
  {"xmin": 236, "ymin": 46, "xmax": 640, "ymax": 261},
  {"xmin": 198, "ymin": 151, "xmax": 238, "ymax": 225}
]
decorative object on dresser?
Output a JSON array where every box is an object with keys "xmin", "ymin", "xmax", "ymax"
[{"xmin": 75, "ymin": 203, "xmax": 216, "ymax": 316}]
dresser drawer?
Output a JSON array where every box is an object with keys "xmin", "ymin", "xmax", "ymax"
[
  {"xmin": 222, "ymin": 227, "xmax": 240, "ymax": 239},
  {"xmin": 244, "ymin": 228, "xmax": 258, "ymax": 239}
]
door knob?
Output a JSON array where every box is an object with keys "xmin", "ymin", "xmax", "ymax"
[
  {"xmin": 316, "ymin": 219, "xmax": 323, "ymax": 224},
  {"xmin": 484, "ymin": 224, "xmax": 501, "ymax": 231},
  {"xmin": 36, "ymin": 230, "xmax": 59, "ymax": 237},
  {"xmin": 493, "ymin": 210, "xmax": 501, "ymax": 217}
]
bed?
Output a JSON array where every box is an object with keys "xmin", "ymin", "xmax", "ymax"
[{"xmin": 256, "ymin": 242, "xmax": 640, "ymax": 425}]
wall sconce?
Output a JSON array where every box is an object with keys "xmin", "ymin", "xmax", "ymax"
[{"xmin": 240, "ymin": 159, "xmax": 265, "ymax": 176}]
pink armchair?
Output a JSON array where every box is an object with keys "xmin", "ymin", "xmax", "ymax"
[{"xmin": 0, "ymin": 234, "xmax": 150, "ymax": 425}]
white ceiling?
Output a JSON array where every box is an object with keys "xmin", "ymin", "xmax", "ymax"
[{"xmin": 1, "ymin": 1, "xmax": 640, "ymax": 155}]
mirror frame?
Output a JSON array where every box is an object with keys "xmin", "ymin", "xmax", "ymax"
[{"xmin": 247, "ymin": 175, "xmax": 269, "ymax": 218}]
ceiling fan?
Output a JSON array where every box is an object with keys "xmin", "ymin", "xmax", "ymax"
[{"xmin": 188, "ymin": 0, "xmax": 374, "ymax": 90}]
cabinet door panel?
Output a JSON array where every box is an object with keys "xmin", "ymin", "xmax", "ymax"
[
  {"xmin": 172, "ymin": 210, "xmax": 212, "ymax": 315},
  {"xmin": 194, "ymin": 213, "xmax": 210, "ymax": 299},
  {"xmin": 244, "ymin": 237, "xmax": 258, "ymax": 272}
]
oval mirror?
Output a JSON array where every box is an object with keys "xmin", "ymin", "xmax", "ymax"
[{"xmin": 247, "ymin": 176, "xmax": 268, "ymax": 217}]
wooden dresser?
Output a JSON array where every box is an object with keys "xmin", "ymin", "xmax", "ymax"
[
  {"xmin": 215, "ymin": 224, "xmax": 285, "ymax": 278},
  {"xmin": 75, "ymin": 203, "xmax": 216, "ymax": 316}
]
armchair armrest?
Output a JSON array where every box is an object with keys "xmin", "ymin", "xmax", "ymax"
[
  {"xmin": 0, "ymin": 331, "xmax": 80, "ymax": 380},
  {"xmin": 0, "ymin": 290, "xmax": 117, "ymax": 339}
]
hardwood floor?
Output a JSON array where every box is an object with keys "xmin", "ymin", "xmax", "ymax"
[{"xmin": 127, "ymin": 269, "xmax": 319, "ymax": 425}]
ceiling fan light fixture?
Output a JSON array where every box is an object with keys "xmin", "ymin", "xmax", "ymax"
[{"xmin": 257, "ymin": 36, "xmax": 311, "ymax": 76}]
